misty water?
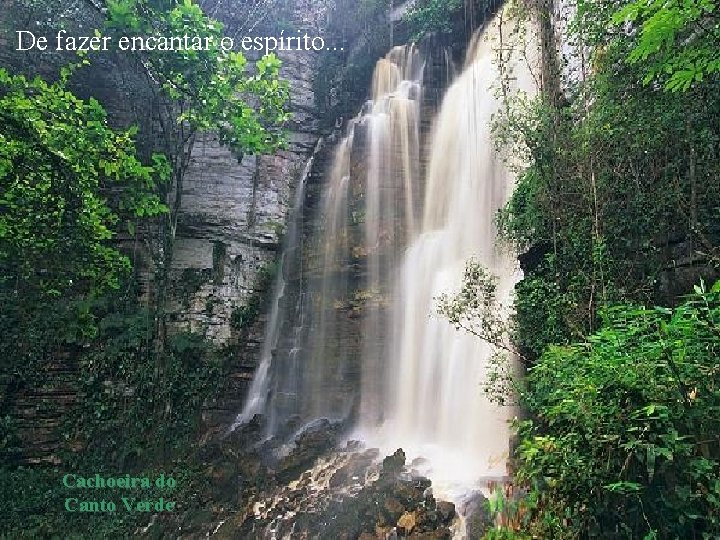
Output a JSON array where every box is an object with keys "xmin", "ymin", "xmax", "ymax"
[{"xmin": 234, "ymin": 6, "xmax": 539, "ymax": 525}]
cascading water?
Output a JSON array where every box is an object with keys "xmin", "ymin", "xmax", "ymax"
[
  {"xmin": 232, "ymin": 139, "xmax": 321, "ymax": 433},
  {"xmin": 234, "ymin": 45, "xmax": 425, "ymax": 438},
  {"xmin": 235, "ymin": 5, "xmax": 538, "ymax": 517},
  {"xmin": 359, "ymin": 13, "xmax": 538, "ymax": 496},
  {"xmin": 359, "ymin": 45, "xmax": 424, "ymax": 427}
]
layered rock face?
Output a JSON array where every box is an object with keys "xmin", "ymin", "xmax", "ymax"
[
  {"xmin": 0, "ymin": 0, "xmax": 333, "ymax": 347},
  {"xmin": 180, "ymin": 0, "xmax": 340, "ymax": 434},
  {"xmin": 168, "ymin": 0, "xmax": 334, "ymax": 345}
]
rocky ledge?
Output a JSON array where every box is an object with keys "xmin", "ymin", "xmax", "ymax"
[{"xmin": 168, "ymin": 415, "xmax": 492, "ymax": 539}]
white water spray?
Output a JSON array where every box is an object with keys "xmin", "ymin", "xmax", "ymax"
[{"xmin": 358, "ymin": 10, "xmax": 539, "ymax": 499}]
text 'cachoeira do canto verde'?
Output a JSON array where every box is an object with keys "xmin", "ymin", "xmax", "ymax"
[{"xmin": 62, "ymin": 473, "xmax": 177, "ymax": 513}]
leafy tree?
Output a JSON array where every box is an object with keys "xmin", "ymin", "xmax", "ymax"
[
  {"xmin": 436, "ymin": 260, "xmax": 520, "ymax": 404},
  {"xmin": 0, "ymin": 65, "xmax": 167, "ymax": 297},
  {"xmin": 404, "ymin": 0, "xmax": 465, "ymax": 39},
  {"xmin": 0, "ymin": 2, "xmax": 288, "ymax": 526},
  {"xmin": 612, "ymin": 0, "xmax": 720, "ymax": 91},
  {"xmin": 402, "ymin": 0, "xmax": 504, "ymax": 40},
  {"xmin": 0, "ymin": 0, "xmax": 290, "ymax": 436},
  {"xmin": 486, "ymin": 2, "xmax": 720, "ymax": 536},
  {"xmin": 83, "ymin": 5, "xmax": 290, "ymax": 452},
  {"xmin": 495, "ymin": 4, "xmax": 720, "ymax": 360},
  {"xmin": 101, "ymin": 0, "xmax": 291, "ymax": 342},
  {"xmin": 104, "ymin": 0, "xmax": 289, "ymax": 157},
  {"xmin": 0, "ymin": 64, "xmax": 168, "ymax": 390}
]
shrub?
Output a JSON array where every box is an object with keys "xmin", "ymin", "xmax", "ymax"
[{"xmin": 514, "ymin": 281, "xmax": 720, "ymax": 538}]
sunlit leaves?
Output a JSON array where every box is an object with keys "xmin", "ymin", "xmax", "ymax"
[
  {"xmin": 0, "ymin": 68, "xmax": 167, "ymax": 298},
  {"xmin": 104, "ymin": 0, "xmax": 290, "ymax": 157},
  {"xmin": 612, "ymin": 0, "xmax": 720, "ymax": 90}
]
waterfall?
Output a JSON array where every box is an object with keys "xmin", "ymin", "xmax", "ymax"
[
  {"xmin": 233, "ymin": 45, "xmax": 424, "ymax": 437},
  {"xmin": 358, "ymin": 12, "xmax": 539, "ymax": 495},
  {"xmin": 359, "ymin": 44, "xmax": 423, "ymax": 427},
  {"xmin": 231, "ymin": 139, "xmax": 321, "ymax": 433},
  {"xmin": 234, "ymin": 5, "xmax": 538, "ymax": 499}
]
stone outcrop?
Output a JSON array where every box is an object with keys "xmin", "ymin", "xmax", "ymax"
[
  {"xmin": 167, "ymin": 0, "xmax": 334, "ymax": 345},
  {"xmin": 195, "ymin": 437, "xmax": 459, "ymax": 539}
]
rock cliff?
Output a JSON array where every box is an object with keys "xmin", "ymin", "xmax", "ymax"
[{"xmin": 167, "ymin": 0, "xmax": 334, "ymax": 346}]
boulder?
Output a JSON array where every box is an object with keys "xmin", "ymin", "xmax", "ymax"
[
  {"xmin": 383, "ymin": 497, "xmax": 406, "ymax": 522},
  {"xmin": 437, "ymin": 500, "xmax": 456, "ymax": 524},
  {"xmin": 461, "ymin": 491, "xmax": 493, "ymax": 538},
  {"xmin": 382, "ymin": 448, "xmax": 406, "ymax": 475},
  {"xmin": 397, "ymin": 511, "xmax": 417, "ymax": 534}
]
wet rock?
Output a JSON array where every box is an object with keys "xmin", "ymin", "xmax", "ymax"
[
  {"xmin": 206, "ymin": 461, "xmax": 239, "ymax": 503},
  {"xmin": 423, "ymin": 527, "xmax": 453, "ymax": 539},
  {"xmin": 376, "ymin": 524, "xmax": 395, "ymax": 537},
  {"xmin": 345, "ymin": 439, "xmax": 364, "ymax": 451},
  {"xmin": 218, "ymin": 445, "xmax": 459, "ymax": 539},
  {"xmin": 461, "ymin": 491, "xmax": 493, "ymax": 538},
  {"xmin": 392, "ymin": 477, "xmax": 431, "ymax": 506},
  {"xmin": 362, "ymin": 447, "xmax": 381, "ymax": 461},
  {"xmin": 382, "ymin": 448, "xmax": 406, "ymax": 475},
  {"xmin": 412, "ymin": 456, "xmax": 429, "ymax": 467},
  {"xmin": 383, "ymin": 497, "xmax": 406, "ymax": 522},
  {"xmin": 329, "ymin": 463, "xmax": 353, "ymax": 488},
  {"xmin": 436, "ymin": 500, "xmax": 456, "ymax": 524},
  {"xmin": 275, "ymin": 418, "xmax": 343, "ymax": 481},
  {"xmin": 223, "ymin": 413, "xmax": 266, "ymax": 450},
  {"xmin": 397, "ymin": 511, "xmax": 417, "ymax": 534},
  {"xmin": 423, "ymin": 487, "xmax": 436, "ymax": 510},
  {"xmin": 409, "ymin": 456, "xmax": 431, "ymax": 477},
  {"xmin": 416, "ymin": 507, "xmax": 438, "ymax": 530}
]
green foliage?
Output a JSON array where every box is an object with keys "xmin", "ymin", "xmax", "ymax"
[
  {"xmin": 484, "ymin": 530, "xmax": 531, "ymax": 540},
  {"xmin": 0, "ymin": 66, "xmax": 167, "ymax": 300},
  {"xmin": 0, "ymin": 67, "xmax": 167, "ymax": 391},
  {"xmin": 104, "ymin": 0, "xmax": 290, "ymax": 157},
  {"xmin": 73, "ymin": 324, "xmax": 224, "ymax": 462},
  {"xmin": 514, "ymin": 282, "xmax": 720, "ymax": 538},
  {"xmin": 404, "ymin": 0, "xmax": 465, "ymax": 39},
  {"xmin": 497, "ymin": 34, "xmax": 720, "ymax": 361},
  {"xmin": 402, "ymin": 0, "xmax": 504, "ymax": 40},
  {"xmin": 0, "ymin": 282, "xmax": 228, "ymax": 536},
  {"xmin": 612, "ymin": 0, "xmax": 720, "ymax": 91},
  {"xmin": 0, "ymin": 462, "xmax": 212, "ymax": 537},
  {"xmin": 436, "ymin": 260, "xmax": 518, "ymax": 403},
  {"xmin": 437, "ymin": 260, "xmax": 507, "ymax": 345},
  {"xmin": 101, "ymin": 0, "xmax": 291, "ymax": 349},
  {"xmin": 482, "ymin": 486, "xmax": 530, "ymax": 537},
  {"xmin": 513, "ymin": 266, "xmax": 573, "ymax": 359},
  {"xmin": 231, "ymin": 299, "xmax": 261, "ymax": 330},
  {"xmin": 492, "ymin": 1, "xmax": 720, "ymax": 536},
  {"xmin": 0, "ymin": 1, "xmax": 290, "ymax": 536}
]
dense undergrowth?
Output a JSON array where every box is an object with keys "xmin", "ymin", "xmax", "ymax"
[
  {"xmin": 515, "ymin": 284, "xmax": 720, "ymax": 537},
  {"xmin": 481, "ymin": 0, "xmax": 720, "ymax": 537}
]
